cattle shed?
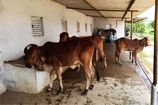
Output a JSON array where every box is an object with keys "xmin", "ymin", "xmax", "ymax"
[{"xmin": 0, "ymin": 0, "xmax": 157, "ymax": 105}]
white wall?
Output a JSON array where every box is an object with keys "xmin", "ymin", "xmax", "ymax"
[
  {"xmin": 0, "ymin": 0, "xmax": 126, "ymax": 94},
  {"xmin": 93, "ymin": 18, "xmax": 125, "ymax": 39},
  {"xmin": 0, "ymin": 0, "xmax": 93, "ymax": 61}
]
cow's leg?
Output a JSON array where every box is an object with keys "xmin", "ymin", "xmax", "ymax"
[
  {"xmin": 115, "ymin": 52, "xmax": 118, "ymax": 64},
  {"xmin": 89, "ymin": 64, "xmax": 95, "ymax": 90},
  {"xmin": 115, "ymin": 51, "xmax": 121, "ymax": 65},
  {"xmin": 47, "ymin": 71, "xmax": 56, "ymax": 91},
  {"xmin": 98, "ymin": 54, "xmax": 107, "ymax": 68},
  {"xmin": 103, "ymin": 55, "xmax": 107, "ymax": 68},
  {"xmin": 54, "ymin": 67, "xmax": 64, "ymax": 93},
  {"xmin": 131, "ymin": 51, "xmax": 137, "ymax": 65},
  {"xmin": 81, "ymin": 64, "xmax": 91, "ymax": 95},
  {"xmin": 47, "ymin": 75, "xmax": 54, "ymax": 92},
  {"xmin": 131, "ymin": 52, "xmax": 134, "ymax": 63},
  {"xmin": 133, "ymin": 51, "xmax": 138, "ymax": 65},
  {"xmin": 95, "ymin": 42, "xmax": 107, "ymax": 68},
  {"xmin": 43, "ymin": 64, "xmax": 54, "ymax": 92},
  {"xmin": 118, "ymin": 49, "xmax": 123, "ymax": 65},
  {"xmin": 115, "ymin": 47, "xmax": 121, "ymax": 65},
  {"xmin": 135, "ymin": 54, "xmax": 138, "ymax": 65}
]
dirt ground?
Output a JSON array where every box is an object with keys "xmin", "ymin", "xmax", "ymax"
[{"xmin": 0, "ymin": 43, "xmax": 150, "ymax": 105}]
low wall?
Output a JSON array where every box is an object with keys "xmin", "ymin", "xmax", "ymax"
[{"xmin": 0, "ymin": 63, "xmax": 50, "ymax": 94}]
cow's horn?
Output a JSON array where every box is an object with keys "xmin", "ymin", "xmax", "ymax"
[{"xmin": 24, "ymin": 44, "xmax": 33, "ymax": 54}]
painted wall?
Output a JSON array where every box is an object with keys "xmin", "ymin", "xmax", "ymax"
[
  {"xmin": 93, "ymin": 18, "xmax": 125, "ymax": 39},
  {"xmin": 0, "ymin": 0, "xmax": 93, "ymax": 94},
  {"xmin": 0, "ymin": 0, "xmax": 93, "ymax": 61},
  {"xmin": 0, "ymin": 0, "xmax": 126, "ymax": 94}
]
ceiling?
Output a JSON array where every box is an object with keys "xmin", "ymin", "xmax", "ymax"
[{"xmin": 52, "ymin": 0, "xmax": 154, "ymax": 20}]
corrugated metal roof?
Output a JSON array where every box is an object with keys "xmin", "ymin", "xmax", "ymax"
[{"xmin": 52, "ymin": 0, "xmax": 154, "ymax": 19}]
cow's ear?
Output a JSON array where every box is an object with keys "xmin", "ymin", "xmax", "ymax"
[
  {"xmin": 36, "ymin": 48, "xmax": 46, "ymax": 62},
  {"xmin": 140, "ymin": 38, "xmax": 146, "ymax": 46}
]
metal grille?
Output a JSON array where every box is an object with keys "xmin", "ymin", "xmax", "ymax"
[{"xmin": 31, "ymin": 16, "xmax": 44, "ymax": 36}]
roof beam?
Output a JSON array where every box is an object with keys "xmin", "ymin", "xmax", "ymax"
[
  {"xmin": 67, "ymin": 7, "xmax": 95, "ymax": 11},
  {"xmin": 122, "ymin": 0, "xmax": 136, "ymax": 20},
  {"xmin": 82, "ymin": 0, "xmax": 106, "ymax": 19},
  {"xmin": 86, "ymin": 15, "xmax": 130, "ymax": 19},
  {"xmin": 126, "ymin": 17, "xmax": 147, "ymax": 23},
  {"xmin": 67, "ymin": 7, "xmax": 139, "ymax": 12}
]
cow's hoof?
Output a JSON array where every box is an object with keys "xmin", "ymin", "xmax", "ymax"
[
  {"xmin": 89, "ymin": 85, "xmax": 94, "ymax": 90},
  {"xmin": 60, "ymin": 90, "xmax": 65, "ymax": 94},
  {"xmin": 81, "ymin": 89, "xmax": 88, "ymax": 96},
  {"xmin": 45, "ymin": 87, "xmax": 52, "ymax": 93},
  {"xmin": 57, "ymin": 88, "xmax": 64, "ymax": 95}
]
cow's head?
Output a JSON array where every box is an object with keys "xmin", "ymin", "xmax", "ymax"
[
  {"xmin": 59, "ymin": 32, "xmax": 70, "ymax": 42},
  {"xmin": 24, "ymin": 44, "xmax": 44, "ymax": 70},
  {"xmin": 140, "ymin": 37, "xmax": 150, "ymax": 47}
]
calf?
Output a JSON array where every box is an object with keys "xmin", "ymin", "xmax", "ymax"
[
  {"xmin": 115, "ymin": 37, "xmax": 149, "ymax": 65},
  {"xmin": 24, "ymin": 35, "xmax": 106, "ymax": 95}
]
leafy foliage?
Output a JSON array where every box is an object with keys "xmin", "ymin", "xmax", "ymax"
[
  {"xmin": 126, "ymin": 21, "xmax": 146, "ymax": 34},
  {"xmin": 133, "ymin": 21, "xmax": 145, "ymax": 33}
]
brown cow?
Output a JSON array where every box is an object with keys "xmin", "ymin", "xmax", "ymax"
[
  {"xmin": 59, "ymin": 32, "xmax": 70, "ymax": 42},
  {"xmin": 24, "ymin": 35, "xmax": 106, "ymax": 95},
  {"xmin": 115, "ymin": 37, "xmax": 149, "ymax": 65},
  {"xmin": 59, "ymin": 32, "xmax": 107, "ymax": 68}
]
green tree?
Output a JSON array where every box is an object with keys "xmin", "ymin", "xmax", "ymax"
[
  {"xmin": 126, "ymin": 21, "xmax": 146, "ymax": 34},
  {"xmin": 133, "ymin": 21, "xmax": 145, "ymax": 34},
  {"xmin": 148, "ymin": 21, "xmax": 154, "ymax": 29},
  {"xmin": 147, "ymin": 20, "xmax": 154, "ymax": 35}
]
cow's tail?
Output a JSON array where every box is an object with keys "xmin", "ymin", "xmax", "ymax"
[
  {"xmin": 92, "ymin": 49, "xmax": 100, "ymax": 81},
  {"xmin": 95, "ymin": 68, "xmax": 100, "ymax": 81}
]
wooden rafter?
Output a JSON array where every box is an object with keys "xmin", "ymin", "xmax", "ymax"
[
  {"xmin": 86, "ymin": 15, "xmax": 130, "ymax": 19},
  {"xmin": 67, "ymin": 7, "xmax": 139, "ymax": 12},
  {"xmin": 82, "ymin": 0, "xmax": 106, "ymax": 19},
  {"xmin": 126, "ymin": 17, "xmax": 147, "ymax": 23},
  {"xmin": 122, "ymin": 0, "xmax": 136, "ymax": 20}
]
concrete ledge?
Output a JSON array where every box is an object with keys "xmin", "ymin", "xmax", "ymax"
[
  {"xmin": 0, "ymin": 63, "xmax": 50, "ymax": 94},
  {"xmin": 0, "ymin": 80, "xmax": 6, "ymax": 95}
]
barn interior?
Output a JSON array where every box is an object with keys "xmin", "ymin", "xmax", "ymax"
[{"xmin": 0, "ymin": 0, "xmax": 157, "ymax": 104}]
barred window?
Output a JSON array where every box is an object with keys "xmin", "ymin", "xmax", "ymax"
[{"xmin": 31, "ymin": 16, "xmax": 44, "ymax": 36}]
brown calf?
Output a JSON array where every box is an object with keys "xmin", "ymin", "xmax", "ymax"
[{"xmin": 115, "ymin": 37, "xmax": 149, "ymax": 65}]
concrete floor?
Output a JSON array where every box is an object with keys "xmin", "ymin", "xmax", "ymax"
[{"xmin": 0, "ymin": 43, "xmax": 150, "ymax": 105}]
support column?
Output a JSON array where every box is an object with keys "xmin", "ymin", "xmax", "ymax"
[
  {"xmin": 153, "ymin": 0, "xmax": 158, "ymax": 87},
  {"xmin": 151, "ymin": 0, "xmax": 158, "ymax": 105},
  {"xmin": 130, "ymin": 11, "xmax": 133, "ymax": 39},
  {"xmin": 129, "ymin": 11, "xmax": 133, "ymax": 60}
]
